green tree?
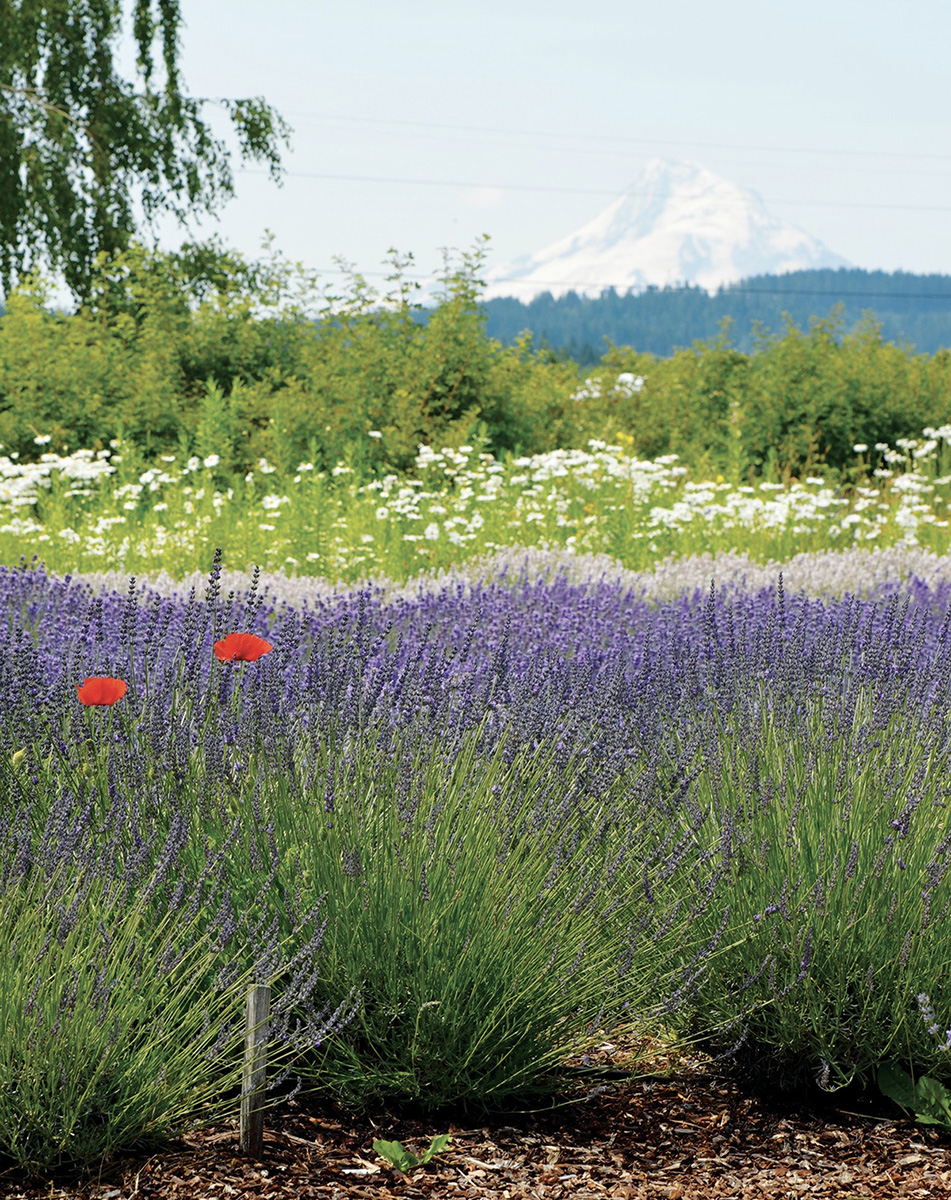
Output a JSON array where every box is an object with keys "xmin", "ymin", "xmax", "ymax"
[{"xmin": 0, "ymin": 0, "xmax": 291, "ymax": 300}]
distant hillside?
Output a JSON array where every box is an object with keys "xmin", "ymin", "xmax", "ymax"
[{"xmin": 481, "ymin": 268, "xmax": 951, "ymax": 362}]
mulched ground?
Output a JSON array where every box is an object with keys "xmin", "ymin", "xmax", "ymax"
[{"xmin": 3, "ymin": 1041, "xmax": 950, "ymax": 1200}]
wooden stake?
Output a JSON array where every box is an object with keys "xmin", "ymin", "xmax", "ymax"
[{"xmin": 240, "ymin": 983, "xmax": 270, "ymax": 1157}]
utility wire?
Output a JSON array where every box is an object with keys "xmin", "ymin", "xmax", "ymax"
[
  {"xmin": 279, "ymin": 110, "xmax": 951, "ymax": 165},
  {"xmin": 277, "ymin": 118, "xmax": 926, "ymax": 177},
  {"xmin": 485, "ymin": 284, "xmax": 951, "ymax": 300},
  {"xmin": 237, "ymin": 167, "xmax": 951, "ymax": 214}
]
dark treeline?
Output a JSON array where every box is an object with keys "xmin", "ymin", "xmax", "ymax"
[{"xmin": 481, "ymin": 268, "xmax": 951, "ymax": 362}]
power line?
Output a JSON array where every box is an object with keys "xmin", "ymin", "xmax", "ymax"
[
  {"xmin": 719, "ymin": 287, "xmax": 951, "ymax": 301},
  {"xmin": 240, "ymin": 168, "xmax": 620, "ymax": 197},
  {"xmin": 281, "ymin": 110, "xmax": 951, "ymax": 165},
  {"xmin": 238, "ymin": 167, "xmax": 951, "ymax": 214}
]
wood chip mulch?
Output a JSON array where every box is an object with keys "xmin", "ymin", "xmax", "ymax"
[{"xmin": 3, "ymin": 1041, "xmax": 950, "ymax": 1200}]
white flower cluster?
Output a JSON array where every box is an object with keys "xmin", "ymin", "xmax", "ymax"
[
  {"xmin": 0, "ymin": 447, "xmax": 116, "ymax": 508},
  {"xmin": 571, "ymin": 371, "xmax": 646, "ymax": 402}
]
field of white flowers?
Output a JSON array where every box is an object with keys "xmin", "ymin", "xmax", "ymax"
[{"xmin": 3, "ymin": 423, "xmax": 951, "ymax": 582}]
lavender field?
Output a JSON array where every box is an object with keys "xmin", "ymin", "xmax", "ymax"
[{"xmin": 4, "ymin": 541, "xmax": 951, "ymax": 1173}]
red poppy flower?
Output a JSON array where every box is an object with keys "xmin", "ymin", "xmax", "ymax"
[
  {"xmin": 76, "ymin": 676, "xmax": 128, "ymax": 706},
  {"xmin": 213, "ymin": 632, "xmax": 273, "ymax": 663}
]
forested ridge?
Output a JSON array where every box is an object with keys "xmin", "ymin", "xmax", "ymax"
[{"xmin": 481, "ymin": 267, "xmax": 951, "ymax": 361}]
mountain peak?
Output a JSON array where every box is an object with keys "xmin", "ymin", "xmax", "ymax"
[{"xmin": 485, "ymin": 159, "xmax": 850, "ymax": 301}]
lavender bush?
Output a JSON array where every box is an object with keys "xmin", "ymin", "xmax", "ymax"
[
  {"xmin": 0, "ymin": 753, "xmax": 349, "ymax": 1174},
  {"xmin": 668, "ymin": 674, "xmax": 951, "ymax": 1091},
  {"xmin": 71, "ymin": 542, "xmax": 951, "ymax": 616},
  {"xmin": 247, "ymin": 722, "xmax": 701, "ymax": 1108}
]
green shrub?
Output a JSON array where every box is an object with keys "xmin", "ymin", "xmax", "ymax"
[
  {"xmin": 0, "ymin": 239, "xmax": 579, "ymax": 476},
  {"xmin": 597, "ymin": 312, "xmax": 951, "ymax": 480},
  {"xmin": 6, "ymin": 238, "xmax": 951, "ymax": 486}
]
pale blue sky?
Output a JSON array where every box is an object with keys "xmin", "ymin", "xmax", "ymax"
[{"xmin": 154, "ymin": 0, "xmax": 951, "ymax": 287}]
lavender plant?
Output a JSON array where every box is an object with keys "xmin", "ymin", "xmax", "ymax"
[
  {"xmin": 0, "ymin": 859, "xmax": 249, "ymax": 1174},
  {"xmin": 649, "ymin": 587, "xmax": 951, "ymax": 1092},
  {"xmin": 0, "ymin": 753, "xmax": 351, "ymax": 1175},
  {"xmin": 0, "ymin": 554, "xmax": 723, "ymax": 1151},
  {"xmin": 248, "ymin": 720, "xmax": 698, "ymax": 1109}
]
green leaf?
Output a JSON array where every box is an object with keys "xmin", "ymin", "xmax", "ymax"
[
  {"xmin": 877, "ymin": 1062, "xmax": 920, "ymax": 1112},
  {"xmin": 915, "ymin": 1076, "xmax": 951, "ymax": 1126},
  {"xmin": 373, "ymin": 1139, "xmax": 418, "ymax": 1172},
  {"xmin": 878, "ymin": 1064, "xmax": 951, "ymax": 1129},
  {"xmin": 417, "ymin": 1133, "xmax": 453, "ymax": 1164},
  {"xmin": 372, "ymin": 1134, "xmax": 452, "ymax": 1171}
]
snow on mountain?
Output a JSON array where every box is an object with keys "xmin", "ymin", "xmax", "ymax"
[{"xmin": 484, "ymin": 159, "xmax": 851, "ymax": 301}]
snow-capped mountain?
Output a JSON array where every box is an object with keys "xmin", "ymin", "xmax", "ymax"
[{"xmin": 485, "ymin": 159, "xmax": 850, "ymax": 301}]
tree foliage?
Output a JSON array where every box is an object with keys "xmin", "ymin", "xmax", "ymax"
[
  {"xmin": 0, "ymin": 0, "xmax": 291, "ymax": 300},
  {"xmin": 0, "ymin": 237, "xmax": 580, "ymax": 471}
]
